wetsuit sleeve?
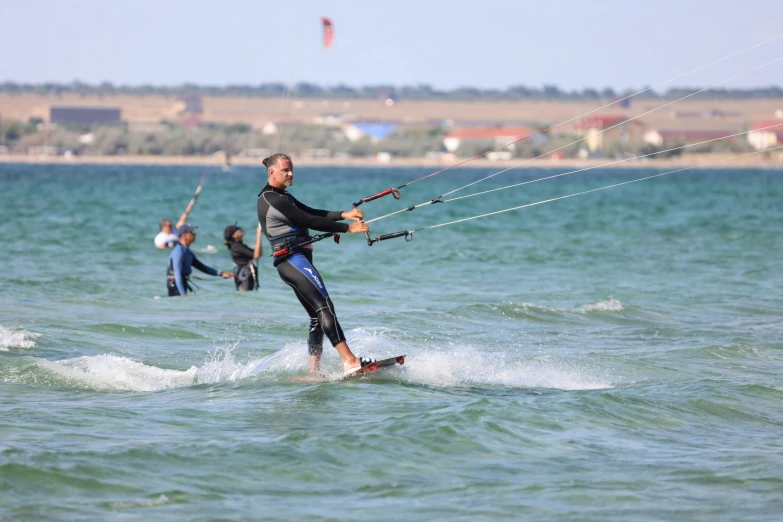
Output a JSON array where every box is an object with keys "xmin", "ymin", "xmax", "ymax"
[
  {"xmin": 233, "ymin": 243, "xmax": 255, "ymax": 260},
  {"xmin": 171, "ymin": 247, "xmax": 187, "ymax": 295},
  {"xmin": 292, "ymin": 197, "xmax": 344, "ymax": 222},
  {"xmin": 191, "ymin": 255, "xmax": 220, "ymax": 276},
  {"xmin": 267, "ymin": 193, "xmax": 349, "ymax": 233}
]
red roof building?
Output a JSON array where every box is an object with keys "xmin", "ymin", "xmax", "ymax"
[
  {"xmin": 573, "ymin": 115, "xmax": 627, "ymax": 130},
  {"xmin": 573, "ymin": 115, "xmax": 644, "ymax": 152},
  {"xmin": 748, "ymin": 120, "xmax": 783, "ymax": 150},
  {"xmin": 442, "ymin": 127, "xmax": 536, "ymax": 153}
]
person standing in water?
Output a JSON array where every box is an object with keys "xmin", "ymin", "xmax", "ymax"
[
  {"xmin": 154, "ymin": 176, "xmax": 204, "ymax": 249},
  {"xmin": 256, "ymin": 153, "xmax": 373, "ymax": 377},
  {"xmin": 167, "ymin": 225, "xmax": 233, "ymax": 296},
  {"xmin": 224, "ymin": 223, "xmax": 263, "ymax": 291}
]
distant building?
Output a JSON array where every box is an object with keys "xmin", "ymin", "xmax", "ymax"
[
  {"xmin": 254, "ymin": 122, "xmax": 278, "ymax": 136},
  {"xmin": 50, "ymin": 106, "xmax": 121, "ymax": 125},
  {"xmin": 314, "ymin": 113, "xmax": 350, "ymax": 126},
  {"xmin": 181, "ymin": 113, "xmax": 202, "ymax": 130},
  {"xmin": 644, "ymin": 129, "xmax": 734, "ymax": 147},
  {"xmin": 342, "ymin": 122, "xmax": 397, "ymax": 143},
  {"xmin": 574, "ymin": 115, "xmax": 643, "ymax": 152},
  {"xmin": 175, "ymin": 94, "xmax": 203, "ymax": 115},
  {"xmin": 747, "ymin": 120, "xmax": 783, "ymax": 151},
  {"xmin": 486, "ymin": 150, "xmax": 513, "ymax": 161},
  {"xmin": 441, "ymin": 127, "xmax": 538, "ymax": 153},
  {"xmin": 672, "ymin": 109, "xmax": 742, "ymax": 119}
]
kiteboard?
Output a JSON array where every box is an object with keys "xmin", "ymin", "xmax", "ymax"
[{"xmin": 344, "ymin": 355, "xmax": 405, "ymax": 378}]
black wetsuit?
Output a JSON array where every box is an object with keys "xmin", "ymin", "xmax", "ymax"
[
  {"xmin": 228, "ymin": 241, "xmax": 258, "ymax": 291},
  {"xmin": 257, "ymin": 183, "xmax": 349, "ymax": 355}
]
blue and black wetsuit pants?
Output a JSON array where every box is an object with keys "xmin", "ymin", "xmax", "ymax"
[{"xmin": 276, "ymin": 252, "xmax": 346, "ymax": 355}]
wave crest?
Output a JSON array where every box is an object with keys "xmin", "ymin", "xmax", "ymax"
[{"xmin": 0, "ymin": 326, "xmax": 41, "ymax": 351}]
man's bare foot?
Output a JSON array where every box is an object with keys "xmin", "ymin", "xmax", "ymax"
[
  {"xmin": 343, "ymin": 356, "xmax": 376, "ymax": 375},
  {"xmin": 341, "ymin": 354, "xmax": 359, "ymax": 370}
]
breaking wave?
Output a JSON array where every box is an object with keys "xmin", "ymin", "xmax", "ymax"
[
  {"xmin": 0, "ymin": 326, "xmax": 41, "ymax": 351},
  {"xmin": 1, "ymin": 329, "xmax": 615, "ymax": 392}
]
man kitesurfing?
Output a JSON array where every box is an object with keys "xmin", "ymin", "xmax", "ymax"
[{"xmin": 257, "ymin": 153, "xmax": 375, "ymax": 377}]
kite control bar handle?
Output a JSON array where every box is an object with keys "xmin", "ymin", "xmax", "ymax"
[
  {"xmin": 367, "ymin": 230, "xmax": 413, "ymax": 246},
  {"xmin": 351, "ymin": 188, "xmax": 401, "ymax": 244},
  {"xmin": 353, "ymin": 188, "xmax": 401, "ymax": 208}
]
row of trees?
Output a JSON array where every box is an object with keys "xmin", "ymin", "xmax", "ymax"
[
  {"xmin": 2, "ymin": 81, "xmax": 781, "ymax": 101},
  {"xmin": 0, "ymin": 122, "xmax": 448, "ymax": 158},
  {"xmin": 0, "ymin": 121, "xmax": 752, "ymax": 159}
]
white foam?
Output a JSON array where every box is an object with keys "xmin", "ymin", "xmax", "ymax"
[
  {"xmin": 23, "ymin": 329, "xmax": 614, "ymax": 392},
  {"xmin": 401, "ymin": 346, "xmax": 614, "ymax": 391},
  {"xmin": 0, "ymin": 326, "xmax": 41, "ymax": 351},
  {"xmin": 512, "ymin": 297, "xmax": 623, "ymax": 315},
  {"xmin": 576, "ymin": 297, "xmax": 624, "ymax": 313},
  {"xmin": 27, "ymin": 344, "xmax": 310, "ymax": 392},
  {"xmin": 36, "ymin": 355, "xmax": 199, "ymax": 391},
  {"xmin": 196, "ymin": 344, "xmax": 308, "ymax": 383},
  {"xmin": 316, "ymin": 330, "xmax": 615, "ymax": 390},
  {"xmin": 110, "ymin": 494, "xmax": 169, "ymax": 509}
]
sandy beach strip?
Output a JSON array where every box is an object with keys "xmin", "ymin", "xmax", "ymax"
[{"xmin": 1, "ymin": 152, "xmax": 782, "ymax": 170}]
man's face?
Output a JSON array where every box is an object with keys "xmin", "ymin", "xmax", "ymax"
[
  {"xmin": 269, "ymin": 159, "xmax": 294, "ymax": 188},
  {"xmin": 161, "ymin": 220, "xmax": 173, "ymax": 233},
  {"xmin": 180, "ymin": 231, "xmax": 195, "ymax": 245}
]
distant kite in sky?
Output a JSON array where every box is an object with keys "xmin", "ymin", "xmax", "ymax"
[{"xmin": 321, "ymin": 17, "xmax": 334, "ymax": 48}]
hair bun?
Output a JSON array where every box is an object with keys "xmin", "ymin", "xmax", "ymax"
[{"xmin": 263, "ymin": 153, "xmax": 291, "ymax": 169}]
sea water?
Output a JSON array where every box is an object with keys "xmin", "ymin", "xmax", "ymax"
[{"xmin": 1, "ymin": 163, "xmax": 782, "ymax": 520}]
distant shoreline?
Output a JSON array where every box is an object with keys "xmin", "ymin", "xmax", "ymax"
[{"xmin": 1, "ymin": 153, "xmax": 782, "ymax": 170}]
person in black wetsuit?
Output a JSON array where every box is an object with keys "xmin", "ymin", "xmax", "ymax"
[
  {"xmin": 257, "ymin": 153, "xmax": 373, "ymax": 377},
  {"xmin": 224, "ymin": 223, "xmax": 263, "ymax": 291}
]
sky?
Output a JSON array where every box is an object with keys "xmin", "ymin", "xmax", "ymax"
[{"xmin": 1, "ymin": 0, "xmax": 781, "ymax": 91}]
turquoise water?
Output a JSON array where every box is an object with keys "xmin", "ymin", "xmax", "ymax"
[{"xmin": 1, "ymin": 162, "xmax": 783, "ymax": 520}]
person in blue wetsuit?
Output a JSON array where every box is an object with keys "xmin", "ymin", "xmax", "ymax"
[
  {"xmin": 256, "ymin": 153, "xmax": 374, "ymax": 377},
  {"xmin": 167, "ymin": 225, "xmax": 233, "ymax": 296}
]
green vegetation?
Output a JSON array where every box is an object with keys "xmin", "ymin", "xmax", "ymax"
[
  {"xmin": 1, "ymin": 81, "xmax": 781, "ymax": 101},
  {"xmin": 1, "ymin": 118, "xmax": 758, "ymax": 160},
  {"xmin": 0, "ymin": 121, "xmax": 450, "ymax": 158},
  {"xmin": 0, "ymin": 120, "xmax": 37, "ymax": 144}
]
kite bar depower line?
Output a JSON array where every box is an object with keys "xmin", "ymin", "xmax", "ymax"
[
  {"xmin": 391, "ymin": 33, "xmax": 783, "ymax": 192},
  {"xmin": 414, "ymin": 145, "xmax": 783, "ymax": 234},
  {"xmin": 345, "ymin": 42, "xmax": 783, "ymax": 246},
  {"xmin": 360, "ymin": 51, "xmax": 783, "ymax": 229},
  {"xmin": 349, "ymin": 33, "xmax": 783, "ymax": 210},
  {"xmin": 363, "ymin": 145, "xmax": 783, "ymax": 245},
  {"xmin": 290, "ymin": 35, "xmax": 783, "ymax": 252},
  {"xmin": 366, "ymin": 122, "xmax": 783, "ymax": 223}
]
